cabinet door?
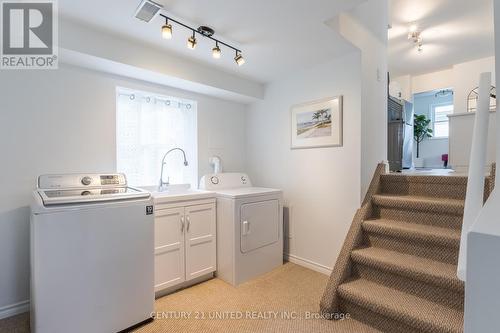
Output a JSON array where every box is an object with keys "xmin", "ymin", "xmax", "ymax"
[
  {"xmin": 154, "ymin": 207, "xmax": 185, "ymax": 292},
  {"xmin": 184, "ymin": 203, "xmax": 216, "ymax": 281}
]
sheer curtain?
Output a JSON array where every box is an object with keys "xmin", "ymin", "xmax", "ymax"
[{"xmin": 116, "ymin": 88, "xmax": 197, "ymax": 187}]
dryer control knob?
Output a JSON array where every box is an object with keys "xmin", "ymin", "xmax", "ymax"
[
  {"xmin": 210, "ymin": 176, "xmax": 219, "ymax": 185},
  {"xmin": 81, "ymin": 176, "xmax": 92, "ymax": 186}
]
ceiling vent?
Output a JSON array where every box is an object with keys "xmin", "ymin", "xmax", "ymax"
[{"xmin": 134, "ymin": 0, "xmax": 163, "ymax": 23}]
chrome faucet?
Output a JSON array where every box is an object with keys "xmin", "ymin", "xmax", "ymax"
[{"xmin": 159, "ymin": 148, "xmax": 189, "ymax": 191}]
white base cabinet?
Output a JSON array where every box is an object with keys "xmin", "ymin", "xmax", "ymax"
[{"xmin": 154, "ymin": 198, "xmax": 216, "ymax": 294}]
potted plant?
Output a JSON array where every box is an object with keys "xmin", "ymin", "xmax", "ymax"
[{"xmin": 413, "ymin": 114, "xmax": 433, "ymax": 168}]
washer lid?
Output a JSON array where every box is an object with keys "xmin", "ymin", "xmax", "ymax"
[
  {"xmin": 37, "ymin": 186, "xmax": 150, "ymax": 206},
  {"xmin": 215, "ymin": 187, "xmax": 282, "ymax": 199}
]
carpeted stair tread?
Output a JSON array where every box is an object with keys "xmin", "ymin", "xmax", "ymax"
[
  {"xmin": 338, "ymin": 279, "xmax": 463, "ymax": 333},
  {"xmin": 363, "ymin": 219, "xmax": 460, "ymax": 248},
  {"xmin": 379, "ymin": 174, "xmax": 468, "ymax": 200},
  {"xmin": 380, "ymin": 174, "xmax": 468, "ymax": 185},
  {"xmin": 351, "ymin": 247, "xmax": 463, "ymax": 292},
  {"xmin": 372, "ymin": 194, "xmax": 464, "ymax": 215}
]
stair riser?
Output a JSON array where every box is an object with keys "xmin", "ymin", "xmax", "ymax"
[
  {"xmin": 340, "ymin": 299, "xmax": 422, "ymax": 333},
  {"xmin": 363, "ymin": 233, "xmax": 459, "ymax": 264},
  {"xmin": 352, "ymin": 263, "xmax": 464, "ymax": 310},
  {"xmin": 374, "ymin": 206, "xmax": 463, "ymax": 230},
  {"xmin": 380, "ymin": 179, "xmax": 467, "ymax": 200}
]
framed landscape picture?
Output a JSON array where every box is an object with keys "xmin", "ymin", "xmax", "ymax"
[{"xmin": 290, "ymin": 96, "xmax": 343, "ymax": 149}]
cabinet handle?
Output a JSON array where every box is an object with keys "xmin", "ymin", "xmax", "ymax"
[
  {"xmin": 180, "ymin": 216, "xmax": 185, "ymax": 232},
  {"xmin": 186, "ymin": 216, "xmax": 191, "ymax": 232}
]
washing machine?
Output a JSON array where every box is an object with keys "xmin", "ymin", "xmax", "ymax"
[
  {"xmin": 200, "ymin": 173, "xmax": 283, "ymax": 285},
  {"xmin": 31, "ymin": 173, "xmax": 154, "ymax": 333}
]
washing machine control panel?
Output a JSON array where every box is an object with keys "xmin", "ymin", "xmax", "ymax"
[
  {"xmin": 200, "ymin": 173, "xmax": 252, "ymax": 190},
  {"xmin": 38, "ymin": 173, "xmax": 127, "ymax": 189}
]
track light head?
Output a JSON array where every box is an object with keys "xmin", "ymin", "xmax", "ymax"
[
  {"xmin": 187, "ymin": 32, "xmax": 197, "ymax": 49},
  {"xmin": 162, "ymin": 23, "xmax": 172, "ymax": 39},
  {"xmin": 212, "ymin": 43, "xmax": 221, "ymax": 59},
  {"xmin": 234, "ymin": 52, "xmax": 245, "ymax": 66}
]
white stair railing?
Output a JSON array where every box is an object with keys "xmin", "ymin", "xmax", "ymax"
[
  {"xmin": 462, "ymin": 2, "xmax": 500, "ymax": 331},
  {"xmin": 457, "ymin": 72, "xmax": 491, "ymax": 281},
  {"xmin": 462, "ymin": 65, "xmax": 500, "ymax": 332}
]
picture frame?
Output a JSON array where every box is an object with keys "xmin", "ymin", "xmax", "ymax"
[{"xmin": 290, "ymin": 95, "xmax": 343, "ymax": 149}]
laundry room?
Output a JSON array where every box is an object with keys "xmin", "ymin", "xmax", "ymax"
[
  {"xmin": 0, "ymin": 1, "xmax": 367, "ymax": 326},
  {"xmin": 3, "ymin": 0, "xmax": 494, "ymax": 332}
]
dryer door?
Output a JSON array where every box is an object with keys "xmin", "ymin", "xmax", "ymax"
[{"xmin": 240, "ymin": 199, "xmax": 279, "ymax": 253}]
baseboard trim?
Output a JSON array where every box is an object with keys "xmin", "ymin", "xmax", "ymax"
[
  {"xmin": 0, "ymin": 300, "xmax": 29, "ymax": 320},
  {"xmin": 284, "ymin": 253, "xmax": 332, "ymax": 276}
]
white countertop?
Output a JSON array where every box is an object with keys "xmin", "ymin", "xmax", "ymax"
[{"xmin": 140, "ymin": 184, "xmax": 216, "ymax": 204}]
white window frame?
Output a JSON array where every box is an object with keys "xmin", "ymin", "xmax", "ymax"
[{"xmin": 430, "ymin": 102, "xmax": 453, "ymax": 139}]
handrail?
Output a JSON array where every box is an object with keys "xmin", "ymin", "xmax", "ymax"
[
  {"xmin": 457, "ymin": 72, "xmax": 492, "ymax": 281},
  {"xmin": 463, "ymin": 2, "xmax": 500, "ymax": 330}
]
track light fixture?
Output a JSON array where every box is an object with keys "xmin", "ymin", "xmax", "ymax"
[
  {"xmin": 158, "ymin": 13, "xmax": 244, "ymax": 66},
  {"xmin": 408, "ymin": 23, "xmax": 423, "ymax": 53},
  {"xmin": 187, "ymin": 31, "xmax": 197, "ymax": 49},
  {"xmin": 161, "ymin": 18, "xmax": 172, "ymax": 39},
  {"xmin": 234, "ymin": 51, "xmax": 245, "ymax": 66},
  {"xmin": 212, "ymin": 42, "xmax": 221, "ymax": 59}
]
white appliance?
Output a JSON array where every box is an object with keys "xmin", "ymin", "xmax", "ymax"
[
  {"xmin": 30, "ymin": 173, "xmax": 154, "ymax": 333},
  {"xmin": 200, "ymin": 173, "xmax": 283, "ymax": 285}
]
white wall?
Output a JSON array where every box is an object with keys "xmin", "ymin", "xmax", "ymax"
[
  {"xmin": 0, "ymin": 64, "xmax": 247, "ymax": 313},
  {"xmin": 390, "ymin": 74, "xmax": 411, "ymax": 100},
  {"xmin": 339, "ymin": 0, "xmax": 389, "ymax": 198},
  {"xmin": 411, "ymin": 69, "xmax": 454, "ymax": 95},
  {"xmin": 245, "ymin": 53, "xmax": 362, "ymax": 273},
  {"xmin": 449, "ymin": 57, "xmax": 496, "ymax": 171},
  {"xmin": 392, "ymin": 57, "xmax": 495, "ymax": 111},
  {"xmin": 391, "ymin": 57, "xmax": 496, "ymax": 171},
  {"xmin": 453, "ymin": 57, "xmax": 496, "ymax": 114}
]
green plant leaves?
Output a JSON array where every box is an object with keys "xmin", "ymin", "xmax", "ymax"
[{"xmin": 414, "ymin": 114, "xmax": 433, "ymax": 143}]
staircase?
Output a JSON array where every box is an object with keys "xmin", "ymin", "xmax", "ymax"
[{"xmin": 320, "ymin": 166, "xmax": 493, "ymax": 333}]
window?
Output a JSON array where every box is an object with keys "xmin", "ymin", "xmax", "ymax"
[
  {"xmin": 116, "ymin": 88, "xmax": 197, "ymax": 187},
  {"xmin": 431, "ymin": 103, "xmax": 453, "ymax": 138}
]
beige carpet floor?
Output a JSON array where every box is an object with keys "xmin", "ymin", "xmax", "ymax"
[{"xmin": 0, "ymin": 263, "xmax": 380, "ymax": 333}]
